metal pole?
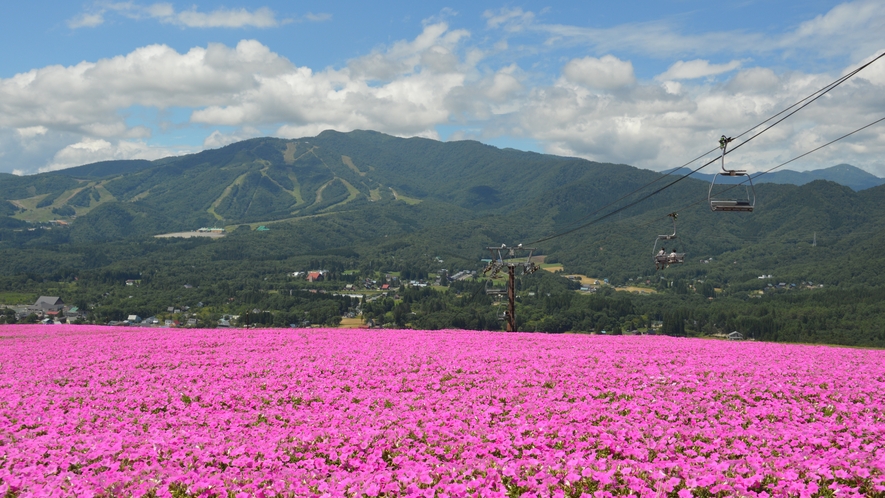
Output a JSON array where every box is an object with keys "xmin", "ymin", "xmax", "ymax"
[
  {"xmin": 482, "ymin": 245, "xmax": 537, "ymax": 333},
  {"xmin": 507, "ymin": 265, "xmax": 516, "ymax": 332}
]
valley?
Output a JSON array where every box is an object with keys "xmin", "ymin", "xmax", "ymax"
[{"xmin": 1, "ymin": 130, "xmax": 884, "ymax": 346}]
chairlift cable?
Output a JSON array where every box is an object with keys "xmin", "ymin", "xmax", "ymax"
[
  {"xmin": 750, "ymin": 115, "xmax": 885, "ymax": 180},
  {"xmin": 661, "ymin": 114, "xmax": 885, "ymax": 220},
  {"xmin": 540, "ymin": 62, "xmax": 866, "ymax": 241},
  {"xmin": 563, "ymin": 112, "xmax": 885, "ymax": 243},
  {"xmin": 525, "ymin": 52, "xmax": 885, "ymax": 246},
  {"xmin": 725, "ymin": 51, "xmax": 885, "ymax": 156},
  {"xmin": 536, "ymin": 147, "xmax": 719, "ymax": 238}
]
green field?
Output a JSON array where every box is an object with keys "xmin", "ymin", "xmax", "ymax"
[{"xmin": 0, "ymin": 292, "xmax": 37, "ymax": 305}]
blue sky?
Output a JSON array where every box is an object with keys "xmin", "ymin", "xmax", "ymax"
[{"xmin": 1, "ymin": 1, "xmax": 883, "ymax": 175}]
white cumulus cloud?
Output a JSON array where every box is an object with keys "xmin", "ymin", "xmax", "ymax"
[
  {"xmin": 562, "ymin": 56, "xmax": 635, "ymax": 90},
  {"xmin": 202, "ymin": 128, "xmax": 262, "ymax": 149},
  {"xmin": 1, "ymin": 23, "xmax": 490, "ymax": 173},
  {"xmin": 39, "ymin": 138, "xmax": 179, "ymax": 173},
  {"xmin": 6, "ymin": 2, "xmax": 885, "ymax": 177},
  {"xmin": 16, "ymin": 126, "xmax": 48, "ymax": 139}
]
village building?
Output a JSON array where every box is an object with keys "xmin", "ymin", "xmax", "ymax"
[
  {"xmin": 30, "ymin": 296, "xmax": 65, "ymax": 318},
  {"xmin": 33, "ymin": 296, "xmax": 64, "ymax": 311},
  {"xmin": 307, "ymin": 270, "xmax": 327, "ymax": 282}
]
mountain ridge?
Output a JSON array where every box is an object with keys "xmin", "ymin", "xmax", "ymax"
[
  {"xmin": 2, "ymin": 130, "xmax": 885, "ymax": 291},
  {"xmin": 671, "ymin": 163, "xmax": 883, "ymax": 191}
]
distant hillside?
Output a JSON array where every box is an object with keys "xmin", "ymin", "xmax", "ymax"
[
  {"xmin": 0, "ymin": 130, "xmax": 659, "ymax": 239},
  {"xmin": 3, "ymin": 130, "xmax": 885, "ymax": 293},
  {"xmin": 671, "ymin": 163, "xmax": 884, "ymax": 191},
  {"xmin": 6, "ymin": 130, "xmax": 885, "ymax": 347},
  {"xmin": 53, "ymin": 159, "xmax": 155, "ymax": 179}
]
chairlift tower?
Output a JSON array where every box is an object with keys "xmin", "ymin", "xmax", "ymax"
[{"xmin": 482, "ymin": 244, "xmax": 539, "ymax": 332}]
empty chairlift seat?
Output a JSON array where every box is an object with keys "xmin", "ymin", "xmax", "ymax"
[{"xmin": 709, "ymin": 136, "xmax": 756, "ymax": 213}]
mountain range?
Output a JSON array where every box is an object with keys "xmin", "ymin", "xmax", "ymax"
[
  {"xmin": 2, "ymin": 130, "xmax": 885, "ymax": 291},
  {"xmin": 672, "ymin": 163, "xmax": 884, "ymax": 191}
]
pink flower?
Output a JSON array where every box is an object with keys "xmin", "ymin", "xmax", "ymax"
[{"xmin": 1, "ymin": 325, "xmax": 884, "ymax": 496}]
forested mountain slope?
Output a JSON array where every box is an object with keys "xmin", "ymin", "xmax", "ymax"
[
  {"xmin": 2, "ymin": 129, "xmax": 885, "ymax": 290},
  {"xmin": 2, "ymin": 131, "xmax": 642, "ymax": 236},
  {"xmin": 3, "ymin": 130, "xmax": 885, "ymax": 345}
]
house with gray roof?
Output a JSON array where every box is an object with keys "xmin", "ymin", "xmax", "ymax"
[{"xmin": 33, "ymin": 296, "xmax": 64, "ymax": 312}]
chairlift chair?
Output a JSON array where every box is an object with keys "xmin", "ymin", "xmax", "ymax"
[
  {"xmin": 652, "ymin": 213, "xmax": 685, "ymax": 269},
  {"xmin": 709, "ymin": 136, "xmax": 756, "ymax": 212},
  {"xmin": 485, "ymin": 279, "xmax": 508, "ymax": 296}
]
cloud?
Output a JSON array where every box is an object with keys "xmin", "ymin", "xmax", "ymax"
[
  {"xmin": 9, "ymin": 2, "xmax": 885, "ymax": 177},
  {"xmin": 67, "ymin": 12, "xmax": 105, "ymax": 29},
  {"xmin": 187, "ymin": 24, "xmax": 470, "ymax": 138},
  {"xmin": 0, "ymin": 40, "xmax": 292, "ymax": 132},
  {"xmin": 853, "ymin": 49, "xmax": 885, "ymax": 86},
  {"xmin": 562, "ymin": 56, "xmax": 635, "ymax": 90},
  {"xmin": 16, "ymin": 126, "xmax": 48, "ymax": 139},
  {"xmin": 202, "ymin": 128, "xmax": 262, "ymax": 149},
  {"xmin": 509, "ymin": 57, "xmax": 885, "ymax": 175},
  {"xmin": 725, "ymin": 67, "xmax": 780, "ymax": 94},
  {"xmin": 780, "ymin": 0, "xmax": 885, "ymax": 59},
  {"xmin": 167, "ymin": 6, "xmax": 280, "ymax": 28},
  {"xmin": 304, "ymin": 12, "xmax": 332, "ymax": 22},
  {"xmin": 69, "ymin": 3, "xmax": 285, "ymax": 29},
  {"xmin": 508, "ymin": 18, "xmax": 760, "ymax": 60},
  {"xmin": 39, "ymin": 138, "xmax": 182, "ymax": 173},
  {"xmin": 656, "ymin": 59, "xmax": 743, "ymax": 81},
  {"xmin": 483, "ymin": 7, "xmax": 534, "ymax": 31},
  {"xmin": 0, "ymin": 24, "xmax": 483, "ymax": 173},
  {"xmin": 486, "ymin": 0, "xmax": 885, "ymax": 62},
  {"xmin": 0, "ymin": 128, "xmax": 77, "ymax": 175}
]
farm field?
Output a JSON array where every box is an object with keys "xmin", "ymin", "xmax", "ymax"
[
  {"xmin": 617, "ymin": 286, "xmax": 656, "ymax": 295},
  {"xmin": 541, "ymin": 266, "xmax": 655, "ymax": 295},
  {"xmin": 1, "ymin": 326, "xmax": 884, "ymax": 497},
  {"xmin": 153, "ymin": 231, "xmax": 226, "ymax": 239},
  {"xmin": 337, "ymin": 317, "xmax": 365, "ymax": 328}
]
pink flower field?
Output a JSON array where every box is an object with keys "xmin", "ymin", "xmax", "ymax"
[{"xmin": 1, "ymin": 325, "xmax": 884, "ymax": 497}]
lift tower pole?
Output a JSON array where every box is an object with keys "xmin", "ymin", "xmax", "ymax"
[{"xmin": 482, "ymin": 244, "xmax": 539, "ymax": 332}]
